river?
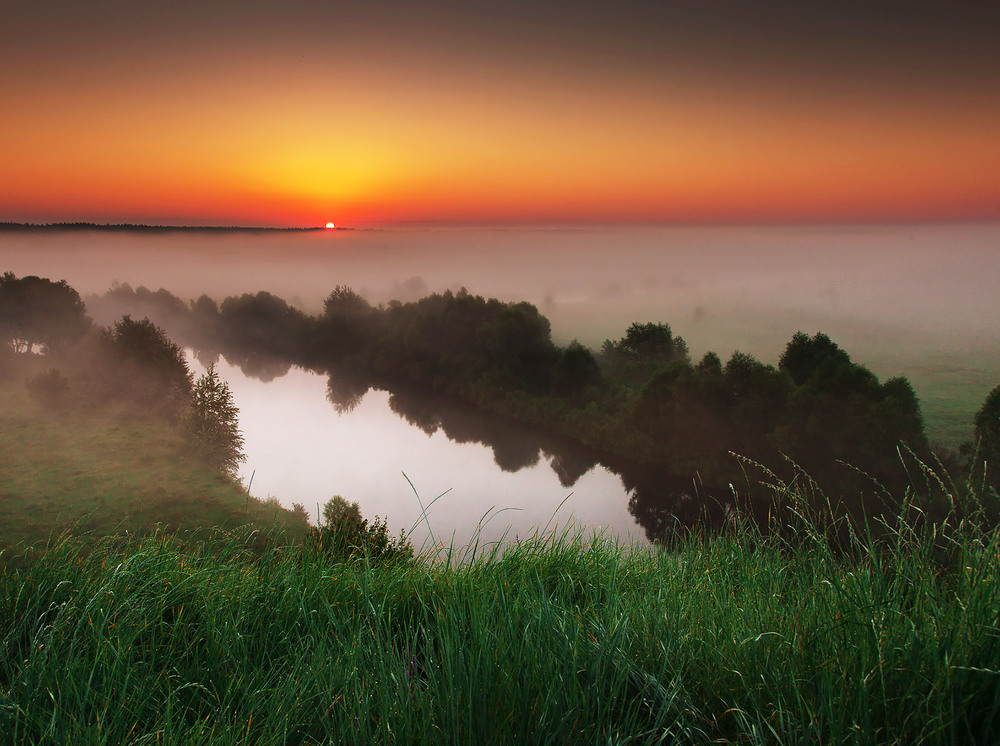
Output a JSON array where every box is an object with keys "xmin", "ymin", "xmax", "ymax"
[{"xmin": 4, "ymin": 222, "xmax": 999, "ymax": 546}]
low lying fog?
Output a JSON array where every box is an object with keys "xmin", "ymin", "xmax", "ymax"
[{"xmin": 4, "ymin": 221, "xmax": 998, "ymax": 374}]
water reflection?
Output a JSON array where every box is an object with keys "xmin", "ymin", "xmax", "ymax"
[
  {"xmin": 188, "ymin": 357, "xmax": 641, "ymax": 549},
  {"xmin": 324, "ymin": 368, "xmax": 740, "ymax": 545},
  {"xmin": 181, "ymin": 339, "xmax": 749, "ymax": 547}
]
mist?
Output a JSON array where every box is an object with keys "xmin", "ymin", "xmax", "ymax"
[{"xmin": 4, "ymin": 222, "xmax": 998, "ymax": 444}]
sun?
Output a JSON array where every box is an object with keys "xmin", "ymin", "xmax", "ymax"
[{"xmin": 325, "ymin": 222, "xmax": 336, "ymax": 229}]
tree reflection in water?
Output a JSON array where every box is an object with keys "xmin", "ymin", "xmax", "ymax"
[
  {"xmin": 194, "ymin": 343, "xmax": 744, "ymax": 544},
  {"xmin": 378, "ymin": 379, "xmax": 737, "ymax": 543}
]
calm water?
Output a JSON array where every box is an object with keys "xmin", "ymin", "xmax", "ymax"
[
  {"xmin": 187, "ymin": 356, "xmax": 649, "ymax": 549},
  {"xmin": 4, "ymin": 223, "xmax": 1000, "ymax": 545}
]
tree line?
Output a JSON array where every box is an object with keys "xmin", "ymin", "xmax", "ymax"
[
  {"xmin": 1, "ymin": 273, "xmax": 245, "ymax": 478},
  {"xmin": 7, "ymin": 272, "xmax": 1000, "ymax": 534}
]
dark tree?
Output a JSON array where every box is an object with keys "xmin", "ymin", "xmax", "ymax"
[
  {"xmin": 600, "ymin": 321, "xmax": 689, "ymax": 385},
  {"xmin": 104, "ymin": 315, "xmax": 192, "ymax": 420},
  {"xmin": 316, "ymin": 285, "xmax": 376, "ymax": 362},
  {"xmin": 323, "ymin": 285, "xmax": 372, "ymax": 318},
  {"xmin": 218, "ymin": 291, "xmax": 311, "ymax": 360},
  {"xmin": 974, "ymin": 385, "xmax": 1000, "ymax": 480},
  {"xmin": 554, "ymin": 341, "xmax": 602, "ymax": 395},
  {"xmin": 778, "ymin": 331, "xmax": 851, "ymax": 386},
  {"xmin": 187, "ymin": 363, "xmax": 246, "ymax": 477},
  {"xmin": 0, "ymin": 272, "xmax": 90, "ymax": 354}
]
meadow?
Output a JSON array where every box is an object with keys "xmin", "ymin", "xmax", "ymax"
[
  {"xmin": 0, "ymin": 353, "xmax": 307, "ymax": 554},
  {"xmin": 2, "ymin": 265, "xmax": 999, "ymax": 743},
  {"xmin": 2, "ymin": 465, "xmax": 999, "ymax": 744}
]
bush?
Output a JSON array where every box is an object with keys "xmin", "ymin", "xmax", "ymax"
[{"xmin": 306, "ymin": 496, "xmax": 413, "ymax": 564}]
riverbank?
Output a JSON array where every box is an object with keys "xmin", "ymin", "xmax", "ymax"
[
  {"xmin": 2, "ymin": 471, "xmax": 998, "ymax": 744},
  {"xmin": 0, "ymin": 354, "xmax": 308, "ymax": 552}
]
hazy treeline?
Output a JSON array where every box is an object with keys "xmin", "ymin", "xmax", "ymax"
[
  {"xmin": 6, "ymin": 271, "xmax": 998, "ymax": 539},
  {"xmin": 0, "ymin": 273, "xmax": 246, "ymax": 479},
  {"xmin": 78, "ymin": 279, "xmax": 1000, "ymax": 535}
]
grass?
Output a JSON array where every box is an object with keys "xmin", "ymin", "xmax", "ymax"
[
  {"xmin": 2, "ymin": 468, "xmax": 999, "ymax": 744},
  {"xmin": 0, "ymin": 357, "xmax": 307, "ymax": 552}
]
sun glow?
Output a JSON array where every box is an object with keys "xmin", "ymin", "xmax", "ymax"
[{"xmin": 325, "ymin": 222, "xmax": 335, "ymax": 229}]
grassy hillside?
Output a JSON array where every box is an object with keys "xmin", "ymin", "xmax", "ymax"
[
  {"xmin": 0, "ymin": 355, "xmax": 307, "ymax": 551},
  {"xmin": 2, "ymin": 487, "xmax": 998, "ymax": 744}
]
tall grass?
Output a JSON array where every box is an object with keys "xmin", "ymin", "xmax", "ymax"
[{"xmin": 2, "ymin": 468, "xmax": 999, "ymax": 744}]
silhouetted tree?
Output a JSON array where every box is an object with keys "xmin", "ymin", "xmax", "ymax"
[
  {"xmin": 971, "ymin": 384, "xmax": 1000, "ymax": 495},
  {"xmin": 600, "ymin": 321, "xmax": 689, "ymax": 385},
  {"xmin": 779, "ymin": 331, "xmax": 851, "ymax": 386},
  {"xmin": 0, "ymin": 272, "xmax": 89, "ymax": 354},
  {"xmin": 323, "ymin": 285, "xmax": 372, "ymax": 318},
  {"xmin": 554, "ymin": 341, "xmax": 602, "ymax": 395},
  {"xmin": 315, "ymin": 285, "xmax": 376, "ymax": 362},
  {"xmin": 218, "ymin": 291, "xmax": 310, "ymax": 360}
]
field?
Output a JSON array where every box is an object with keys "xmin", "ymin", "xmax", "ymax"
[
  {"xmin": 2, "ymin": 482, "xmax": 999, "ymax": 744},
  {"xmin": 2, "ymin": 346, "xmax": 999, "ymax": 743},
  {"xmin": 0, "ymin": 355, "xmax": 307, "ymax": 552}
]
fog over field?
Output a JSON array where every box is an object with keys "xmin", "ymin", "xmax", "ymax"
[{"xmin": 4, "ymin": 222, "xmax": 998, "ymax": 445}]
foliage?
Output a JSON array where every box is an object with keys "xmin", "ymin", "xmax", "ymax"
[
  {"xmin": 314, "ymin": 285, "xmax": 377, "ymax": 362},
  {"xmin": 306, "ymin": 495, "xmax": 413, "ymax": 564},
  {"xmin": 323, "ymin": 284, "xmax": 372, "ymax": 318},
  {"xmin": 101, "ymin": 315, "xmax": 193, "ymax": 420},
  {"xmin": 553, "ymin": 340, "xmax": 602, "ymax": 395},
  {"xmin": 320, "ymin": 494, "xmax": 364, "ymax": 529},
  {"xmin": 0, "ymin": 271, "xmax": 90, "ymax": 354},
  {"xmin": 75, "ymin": 278, "xmax": 950, "ymax": 518},
  {"xmin": 187, "ymin": 364, "xmax": 246, "ymax": 477},
  {"xmin": 219, "ymin": 291, "xmax": 310, "ymax": 357},
  {"xmin": 367, "ymin": 288, "xmax": 560, "ymax": 393},
  {"xmin": 973, "ymin": 383, "xmax": 1000, "ymax": 491},
  {"xmin": 600, "ymin": 321, "xmax": 690, "ymax": 385},
  {"xmin": 778, "ymin": 330, "xmax": 851, "ymax": 385},
  {"xmin": 85, "ymin": 282, "xmax": 190, "ymax": 336}
]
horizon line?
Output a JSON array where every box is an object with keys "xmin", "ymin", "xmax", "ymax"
[{"xmin": 3, "ymin": 216, "xmax": 1000, "ymax": 233}]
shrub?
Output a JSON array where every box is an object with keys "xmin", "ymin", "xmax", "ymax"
[{"xmin": 306, "ymin": 495, "xmax": 413, "ymax": 564}]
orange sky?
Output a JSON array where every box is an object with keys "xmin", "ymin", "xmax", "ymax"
[{"xmin": 2, "ymin": 2, "xmax": 999, "ymax": 227}]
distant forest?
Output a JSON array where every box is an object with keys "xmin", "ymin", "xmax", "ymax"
[
  {"xmin": 0, "ymin": 222, "xmax": 327, "ymax": 233},
  {"xmin": 4, "ymin": 271, "xmax": 999, "ymax": 542}
]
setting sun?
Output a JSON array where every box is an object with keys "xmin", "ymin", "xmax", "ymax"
[{"xmin": 325, "ymin": 222, "xmax": 335, "ymax": 229}]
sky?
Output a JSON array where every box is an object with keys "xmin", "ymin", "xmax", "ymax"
[{"xmin": 3, "ymin": 1, "xmax": 999, "ymax": 227}]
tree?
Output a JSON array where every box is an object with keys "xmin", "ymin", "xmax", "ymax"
[
  {"xmin": 974, "ymin": 385, "xmax": 1000, "ymax": 475},
  {"xmin": 323, "ymin": 285, "xmax": 372, "ymax": 318},
  {"xmin": 321, "ymin": 495, "xmax": 364, "ymax": 531},
  {"xmin": 187, "ymin": 364, "xmax": 246, "ymax": 477},
  {"xmin": 308, "ymin": 495, "xmax": 413, "ymax": 564},
  {"xmin": 104, "ymin": 315, "xmax": 192, "ymax": 420},
  {"xmin": 600, "ymin": 321, "xmax": 689, "ymax": 385},
  {"xmin": 554, "ymin": 341, "xmax": 602, "ymax": 395},
  {"xmin": 0, "ymin": 272, "xmax": 90, "ymax": 354},
  {"xmin": 778, "ymin": 331, "xmax": 851, "ymax": 386}
]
